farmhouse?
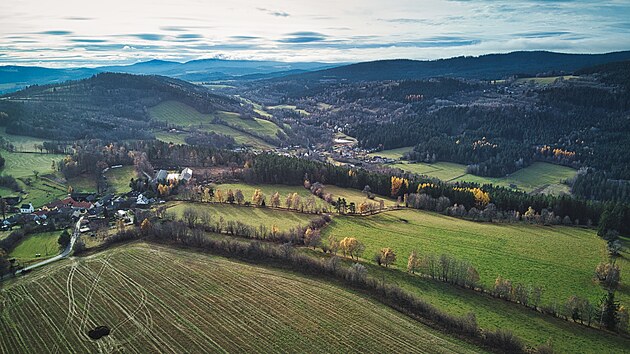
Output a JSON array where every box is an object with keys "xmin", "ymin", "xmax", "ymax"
[
  {"xmin": 156, "ymin": 168, "xmax": 194, "ymax": 183},
  {"xmin": 136, "ymin": 194, "xmax": 149, "ymax": 205},
  {"xmin": 44, "ymin": 197, "xmax": 94, "ymax": 212},
  {"xmin": 155, "ymin": 169, "xmax": 168, "ymax": 181},
  {"xmin": 20, "ymin": 203, "xmax": 34, "ymax": 214}
]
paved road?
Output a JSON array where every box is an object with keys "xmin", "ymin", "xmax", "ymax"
[{"xmin": 1, "ymin": 217, "xmax": 83, "ymax": 280}]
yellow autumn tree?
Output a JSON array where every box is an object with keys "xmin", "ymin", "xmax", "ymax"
[
  {"xmin": 471, "ymin": 188, "xmax": 490, "ymax": 207},
  {"xmin": 339, "ymin": 237, "xmax": 365, "ymax": 260},
  {"xmin": 391, "ymin": 176, "xmax": 408, "ymax": 197},
  {"xmin": 216, "ymin": 189, "xmax": 225, "ymax": 203},
  {"xmin": 270, "ymin": 192, "xmax": 281, "ymax": 208},
  {"xmin": 379, "ymin": 248, "xmax": 397, "ymax": 267},
  {"xmin": 252, "ymin": 189, "xmax": 265, "ymax": 206},
  {"xmin": 140, "ymin": 218, "xmax": 151, "ymax": 235}
]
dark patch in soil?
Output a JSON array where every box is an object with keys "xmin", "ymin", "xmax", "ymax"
[{"xmin": 88, "ymin": 326, "xmax": 110, "ymax": 340}]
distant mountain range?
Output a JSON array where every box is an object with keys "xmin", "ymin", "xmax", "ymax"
[
  {"xmin": 280, "ymin": 50, "xmax": 630, "ymax": 82},
  {"xmin": 2, "ymin": 50, "xmax": 630, "ymax": 94},
  {"xmin": 0, "ymin": 59, "xmax": 339, "ymax": 94}
]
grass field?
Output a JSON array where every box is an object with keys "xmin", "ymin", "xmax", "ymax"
[
  {"xmin": 324, "ymin": 209, "xmax": 618, "ymax": 305},
  {"xmin": 166, "ymin": 202, "xmax": 319, "ymax": 231},
  {"xmin": 9, "ymin": 230, "xmax": 64, "ymax": 264},
  {"xmin": 149, "ymin": 101, "xmax": 282, "ymax": 148},
  {"xmin": 322, "ymin": 184, "xmax": 397, "ymax": 207},
  {"xmin": 0, "ymin": 128, "xmax": 51, "ymax": 153},
  {"xmin": 368, "ymin": 146, "xmax": 414, "ymax": 160},
  {"xmin": 153, "ymin": 130, "xmax": 188, "ymax": 145},
  {"xmin": 452, "ymin": 162, "xmax": 576, "ymax": 194},
  {"xmin": 515, "ymin": 75, "xmax": 579, "ymax": 85},
  {"xmin": 390, "ymin": 161, "xmax": 575, "ymax": 195},
  {"xmin": 213, "ymin": 183, "xmax": 330, "ymax": 210},
  {"xmin": 198, "ymin": 124, "xmax": 274, "ymax": 149},
  {"xmin": 391, "ymin": 161, "xmax": 468, "ymax": 181},
  {"xmin": 266, "ymin": 104, "xmax": 310, "ymax": 116},
  {"xmin": 0, "ymin": 151, "xmax": 61, "ymax": 178},
  {"xmin": 0, "ymin": 243, "xmax": 480, "ymax": 353},
  {"xmin": 303, "ymin": 248, "xmax": 630, "ymax": 353},
  {"xmin": 19, "ymin": 176, "xmax": 67, "ymax": 208},
  {"xmin": 67, "ymin": 174, "xmax": 96, "ymax": 193},
  {"xmin": 105, "ymin": 166, "xmax": 136, "ymax": 194}
]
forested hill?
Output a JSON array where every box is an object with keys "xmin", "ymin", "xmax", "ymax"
[
  {"xmin": 283, "ymin": 51, "xmax": 630, "ymax": 82},
  {"xmin": 0, "ymin": 73, "xmax": 244, "ymax": 141}
]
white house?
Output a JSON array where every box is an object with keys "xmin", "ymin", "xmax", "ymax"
[
  {"xmin": 180, "ymin": 167, "xmax": 193, "ymax": 181},
  {"xmin": 136, "ymin": 194, "xmax": 149, "ymax": 205},
  {"xmin": 20, "ymin": 203, "xmax": 34, "ymax": 214}
]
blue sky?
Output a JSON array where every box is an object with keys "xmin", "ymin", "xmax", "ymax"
[{"xmin": 1, "ymin": 0, "xmax": 629, "ymax": 67}]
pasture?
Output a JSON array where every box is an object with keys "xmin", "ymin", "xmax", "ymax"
[
  {"xmin": 197, "ymin": 124, "xmax": 273, "ymax": 149},
  {"xmin": 368, "ymin": 146, "xmax": 414, "ymax": 160},
  {"xmin": 166, "ymin": 202, "xmax": 318, "ymax": 231},
  {"xmin": 311, "ymin": 249, "xmax": 630, "ymax": 353},
  {"xmin": 9, "ymin": 230, "xmax": 63, "ymax": 264},
  {"xmin": 515, "ymin": 75, "xmax": 579, "ymax": 85},
  {"xmin": 322, "ymin": 184, "xmax": 397, "ymax": 207},
  {"xmin": 212, "ymin": 183, "xmax": 330, "ymax": 210},
  {"xmin": 149, "ymin": 101, "xmax": 282, "ymax": 147},
  {"xmin": 19, "ymin": 176, "xmax": 67, "ymax": 208},
  {"xmin": 452, "ymin": 162, "xmax": 576, "ymax": 194},
  {"xmin": 389, "ymin": 160, "xmax": 575, "ymax": 195},
  {"xmin": 153, "ymin": 130, "xmax": 188, "ymax": 145},
  {"xmin": 0, "ymin": 128, "xmax": 51, "ymax": 153},
  {"xmin": 67, "ymin": 174, "xmax": 97, "ymax": 193},
  {"xmin": 104, "ymin": 166, "xmax": 136, "ymax": 194},
  {"xmin": 266, "ymin": 104, "xmax": 310, "ymax": 116},
  {"xmin": 391, "ymin": 161, "xmax": 467, "ymax": 181},
  {"xmin": 324, "ymin": 209, "xmax": 617, "ymax": 305},
  {"xmin": 0, "ymin": 151, "xmax": 61, "ymax": 178},
  {"xmin": 0, "ymin": 243, "xmax": 479, "ymax": 353}
]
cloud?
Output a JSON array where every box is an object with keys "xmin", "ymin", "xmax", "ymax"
[
  {"xmin": 278, "ymin": 32, "xmax": 328, "ymax": 43},
  {"xmin": 38, "ymin": 30, "xmax": 73, "ymax": 36},
  {"xmin": 131, "ymin": 34, "xmax": 165, "ymax": 41},
  {"xmin": 64, "ymin": 17, "xmax": 93, "ymax": 21},
  {"xmin": 513, "ymin": 31, "xmax": 573, "ymax": 38},
  {"xmin": 160, "ymin": 26, "xmax": 188, "ymax": 32},
  {"xmin": 70, "ymin": 38, "xmax": 108, "ymax": 43},
  {"xmin": 379, "ymin": 18, "xmax": 431, "ymax": 24},
  {"xmin": 176, "ymin": 34, "xmax": 203, "ymax": 39},
  {"xmin": 231, "ymin": 36, "xmax": 261, "ymax": 40},
  {"xmin": 257, "ymin": 7, "xmax": 290, "ymax": 17}
]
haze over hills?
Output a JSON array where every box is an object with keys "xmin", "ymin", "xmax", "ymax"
[{"xmin": 0, "ymin": 59, "xmax": 340, "ymax": 94}]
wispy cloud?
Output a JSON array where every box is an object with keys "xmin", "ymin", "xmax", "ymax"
[
  {"xmin": 257, "ymin": 7, "xmax": 290, "ymax": 17},
  {"xmin": 130, "ymin": 34, "xmax": 164, "ymax": 41},
  {"xmin": 38, "ymin": 30, "xmax": 73, "ymax": 36},
  {"xmin": 278, "ymin": 31, "xmax": 327, "ymax": 43}
]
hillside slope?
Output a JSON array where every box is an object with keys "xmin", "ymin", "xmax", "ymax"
[
  {"xmin": 285, "ymin": 51, "xmax": 630, "ymax": 81},
  {"xmin": 0, "ymin": 73, "xmax": 243, "ymax": 141},
  {"xmin": 0, "ymin": 243, "xmax": 480, "ymax": 353}
]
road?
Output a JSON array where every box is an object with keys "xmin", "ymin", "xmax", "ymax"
[{"xmin": 1, "ymin": 217, "xmax": 83, "ymax": 280}]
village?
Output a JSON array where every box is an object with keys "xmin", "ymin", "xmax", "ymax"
[{"xmin": 1, "ymin": 167, "xmax": 194, "ymax": 242}]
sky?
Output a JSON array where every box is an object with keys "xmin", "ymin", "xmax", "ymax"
[{"xmin": 1, "ymin": 0, "xmax": 629, "ymax": 67}]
